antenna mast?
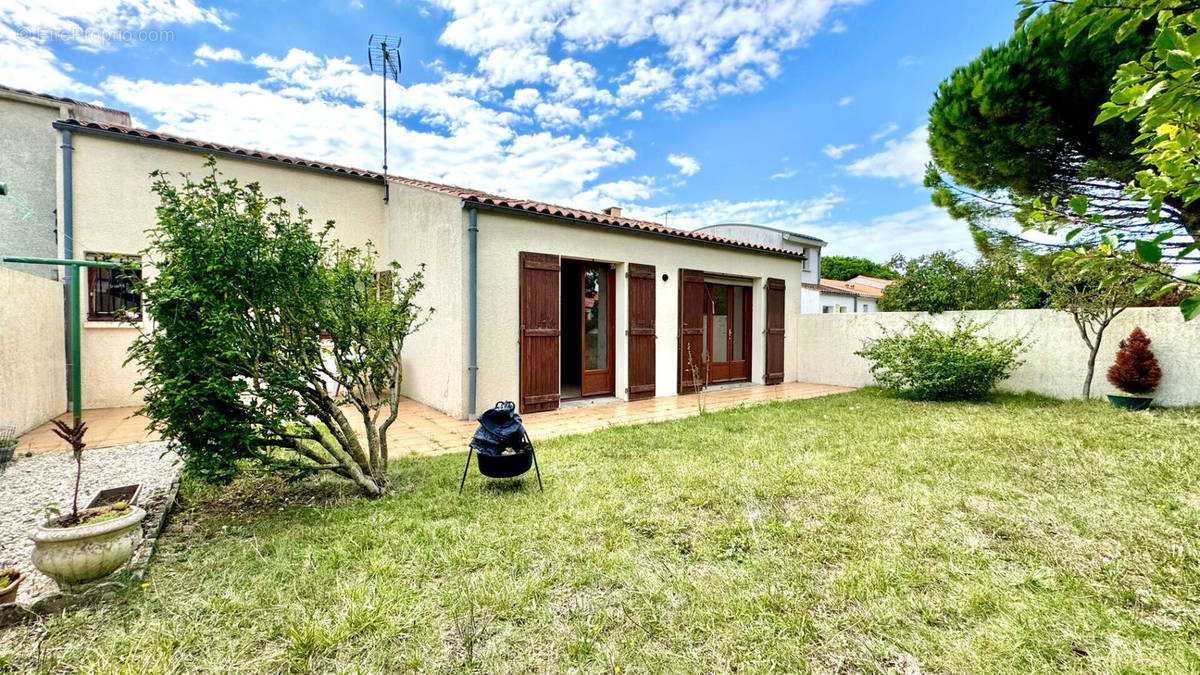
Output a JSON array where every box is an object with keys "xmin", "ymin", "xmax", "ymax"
[{"xmin": 368, "ymin": 34, "xmax": 401, "ymax": 203}]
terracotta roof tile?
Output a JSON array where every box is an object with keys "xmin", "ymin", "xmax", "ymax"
[
  {"xmin": 58, "ymin": 119, "xmax": 805, "ymax": 260},
  {"xmin": 814, "ymin": 277, "xmax": 886, "ymax": 298},
  {"xmin": 58, "ymin": 119, "xmax": 383, "ymax": 180},
  {"xmin": 390, "ymin": 176, "xmax": 805, "ymax": 259}
]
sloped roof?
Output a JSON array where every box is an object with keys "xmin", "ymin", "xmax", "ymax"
[
  {"xmin": 812, "ymin": 277, "xmax": 886, "ymax": 298},
  {"xmin": 56, "ymin": 118, "xmax": 804, "ymax": 259},
  {"xmin": 390, "ymin": 177, "xmax": 806, "ymax": 259},
  {"xmin": 56, "ymin": 119, "xmax": 382, "ymax": 180}
]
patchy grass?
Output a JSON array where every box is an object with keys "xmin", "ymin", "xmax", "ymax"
[{"xmin": 2, "ymin": 390, "xmax": 1199, "ymax": 673}]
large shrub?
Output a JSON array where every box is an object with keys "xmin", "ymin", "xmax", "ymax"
[
  {"xmin": 855, "ymin": 319, "xmax": 1026, "ymax": 401},
  {"xmin": 130, "ymin": 160, "xmax": 428, "ymax": 496}
]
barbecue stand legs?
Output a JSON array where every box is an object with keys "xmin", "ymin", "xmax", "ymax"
[{"xmin": 459, "ymin": 448, "xmax": 473, "ymax": 494}]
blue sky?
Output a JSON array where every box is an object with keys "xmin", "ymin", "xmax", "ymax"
[{"xmin": 1, "ymin": 0, "xmax": 1018, "ymax": 262}]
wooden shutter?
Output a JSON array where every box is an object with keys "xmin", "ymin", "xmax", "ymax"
[
  {"xmin": 519, "ymin": 252, "xmax": 560, "ymax": 413},
  {"xmin": 626, "ymin": 263, "xmax": 656, "ymax": 401},
  {"xmin": 677, "ymin": 268, "xmax": 706, "ymax": 394},
  {"xmin": 764, "ymin": 277, "xmax": 785, "ymax": 385}
]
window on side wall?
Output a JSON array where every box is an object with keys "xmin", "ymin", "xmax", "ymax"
[
  {"xmin": 87, "ymin": 253, "xmax": 143, "ymax": 322},
  {"xmin": 822, "ymin": 305, "xmax": 832, "ymax": 314}
]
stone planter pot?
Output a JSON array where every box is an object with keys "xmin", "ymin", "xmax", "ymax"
[
  {"xmin": 0, "ymin": 571, "xmax": 21, "ymax": 604},
  {"xmin": 29, "ymin": 507, "xmax": 146, "ymax": 592},
  {"xmin": 1107, "ymin": 394, "xmax": 1153, "ymax": 410}
]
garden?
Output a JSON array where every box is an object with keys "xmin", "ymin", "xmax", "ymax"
[{"xmin": 1, "ymin": 390, "xmax": 1198, "ymax": 672}]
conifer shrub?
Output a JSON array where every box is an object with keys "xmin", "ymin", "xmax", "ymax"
[{"xmin": 1106, "ymin": 327, "xmax": 1162, "ymax": 396}]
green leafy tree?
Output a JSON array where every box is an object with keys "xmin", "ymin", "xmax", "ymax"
[
  {"xmin": 819, "ymin": 255, "xmax": 898, "ymax": 281},
  {"xmin": 1036, "ymin": 257, "xmax": 1148, "ymax": 399},
  {"xmin": 877, "ymin": 251, "xmax": 1041, "ymax": 313},
  {"xmin": 927, "ymin": 5, "xmax": 1158, "ymax": 236},
  {"xmin": 130, "ymin": 161, "xmax": 429, "ymax": 496},
  {"xmin": 1011, "ymin": 0, "xmax": 1200, "ymax": 317}
]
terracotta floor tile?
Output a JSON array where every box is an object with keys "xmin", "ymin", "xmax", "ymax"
[{"xmin": 17, "ymin": 382, "xmax": 856, "ymax": 460}]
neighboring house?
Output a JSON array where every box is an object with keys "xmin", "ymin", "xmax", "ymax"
[
  {"xmin": 1, "ymin": 85, "xmax": 819, "ymax": 427},
  {"xmin": 692, "ymin": 224, "xmax": 826, "ymax": 314},
  {"xmin": 807, "ymin": 275, "xmax": 895, "ymax": 313},
  {"xmin": 0, "ymin": 85, "xmax": 130, "ymax": 279}
]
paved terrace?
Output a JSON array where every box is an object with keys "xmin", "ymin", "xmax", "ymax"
[{"xmin": 16, "ymin": 382, "xmax": 855, "ymax": 456}]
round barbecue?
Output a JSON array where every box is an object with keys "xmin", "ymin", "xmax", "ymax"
[{"xmin": 460, "ymin": 401, "xmax": 543, "ymax": 492}]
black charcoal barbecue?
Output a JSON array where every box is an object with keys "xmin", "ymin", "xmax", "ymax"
[{"xmin": 459, "ymin": 401, "xmax": 542, "ymax": 493}]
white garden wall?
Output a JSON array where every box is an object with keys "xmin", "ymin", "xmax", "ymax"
[
  {"xmin": 0, "ymin": 267, "xmax": 66, "ymax": 433},
  {"xmin": 795, "ymin": 308, "xmax": 1200, "ymax": 407}
]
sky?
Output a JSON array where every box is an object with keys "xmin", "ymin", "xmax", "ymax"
[{"xmin": 0, "ymin": 0, "xmax": 1021, "ymax": 262}]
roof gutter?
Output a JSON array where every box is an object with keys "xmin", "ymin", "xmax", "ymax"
[
  {"xmin": 466, "ymin": 206, "xmax": 478, "ymax": 419},
  {"xmin": 52, "ymin": 121, "xmax": 384, "ymax": 185},
  {"xmin": 465, "ymin": 201, "xmax": 807, "ymax": 262}
]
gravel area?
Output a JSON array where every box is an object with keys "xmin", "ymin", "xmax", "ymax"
[{"xmin": 0, "ymin": 441, "xmax": 181, "ymax": 605}]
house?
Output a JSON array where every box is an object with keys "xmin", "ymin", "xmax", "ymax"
[
  {"xmin": 807, "ymin": 275, "xmax": 894, "ymax": 313},
  {"xmin": 691, "ymin": 223, "xmax": 826, "ymax": 314},
  {"xmin": 1, "ymin": 84, "xmax": 819, "ymax": 429}
]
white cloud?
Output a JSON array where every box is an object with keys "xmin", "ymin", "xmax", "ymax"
[
  {"xmin": 667, "ymin": 153, "xmax": 700, "ymax": 176},
  {"xmin": 870, "ymin": 122, "xmax": 898, "ymax": 142},
  {"xmin": 625, "ymin": 193, "xmax": 843, "ymax": 231},
  {"xmin": 533, "ymin": 101, "xmax": 584, "ymax": 128},
  {"xmin": 822, "ymin": 143, "xmax": 857, "ymax": 160},
  {"xmin": 430, "ymin": 0, "xmax": 863, "ymax": 112},
  {"xmin": 770, "ymin": 168, "xmax": 799, "ymax": 180},
  {"xmin": 507, "ymin": 87, "xmax": 541, "ymax": 109},
  {"xmin": 193, "ymin": 43, "xmax": 243, "ymax": 63},
  {"xmin": 616, "ymin": 57, "xmax": 673, "ymax": 106},
  {"xmin": 813, "ymin": 204, "xmax": 974, "ymax": 261},
  {"xmin": 844, "ymin": 126, "xmax": 930, "ymax": 186},
  {"xmin": 830, "ymin": 19, "xmax": 847, "ymax": 33},
  {"xmin": 625, "ymin": 109, "xmax": 643, "ymax": 120},
  {"xmin": 0, "ymin": 0, "xmax": 225, "ymax": 97},
  {"xmin": 837, "ymin": 95, "xmax": 853, "ymax": 106},
  {"xmin": 898, "ymin": 55, "xmax": 919, "ymax": 68},
  {"xmin": 573, "ymin": 178, "xmax": 658, "ymax": 209},
  {"xmin": 97, "ymin": 48, "xmax": 640, "ymax": 207}
]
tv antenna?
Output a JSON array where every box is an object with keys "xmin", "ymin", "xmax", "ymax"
[{"xmin": 368, "ymin": 34, "xmax": 401, "ymax": 203}]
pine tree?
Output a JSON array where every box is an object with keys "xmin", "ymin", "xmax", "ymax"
[{"xmin": 1106, "ymin": 327, "xmax": 1162, "ymax": 395}]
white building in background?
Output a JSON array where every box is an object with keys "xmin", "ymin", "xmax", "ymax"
[
  {"xmin": 692, "ymin": 224, "xmax": 827, "ymax": 314},
  {"xmin": 806, "ymin": 275, "xmax": 895, "ymax": 313}
]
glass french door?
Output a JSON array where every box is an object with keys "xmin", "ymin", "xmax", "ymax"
[
  {"xmin": 580, "ymin": 263, "xmax": 615, "ymax": 396},
  {"xmin": 704, "ymin": 283, "xmax": 751, "ymax": 383}
]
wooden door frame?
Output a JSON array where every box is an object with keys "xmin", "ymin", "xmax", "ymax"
[
  {"xmin": 578, "ymin": 262, "xmax": 616, "ymax": 397},
  {"xmin": 703, "ymin": 282, "xmax": 752, "ymax": 384}
]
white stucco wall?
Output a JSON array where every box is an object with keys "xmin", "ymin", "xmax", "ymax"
[
  {"xmin": 819, "ymin": 294, "xmax": 877, "ymax": 313},
  {"xmin": 693, "ymin": 224, "xmax": 821, "ymax": 286},
  {"xmin": 795, "ymin": 308, "xmax": 1200, "ymax": 406},
  {"xmin": 473, "ymin": 210, "xmax": 809, "ymax": 413},
  {"xmin": 69, "ymin": 132, "xmax": 388, "ymax": 409},
  {"xmin": 383, "ymin": 183, "xmax": 467, "ymax": 418},
  {"xmin": 0, "ymin": 267, "xmax": 67, "ymax": 433}
]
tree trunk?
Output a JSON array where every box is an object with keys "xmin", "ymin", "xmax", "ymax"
[{"xmin": 1083, "ymin": 341, "xmax": 1100, "ymax": 399}]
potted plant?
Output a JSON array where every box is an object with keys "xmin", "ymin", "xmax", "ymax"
[
  {"xmin": 0, "ymin": 568, "xmax": 22, "ymax": 604},
  {"xmin": 1106, "ymin": 327, "xmax": 1162, "ymax": 410},
  {"xmin": 28, "ymin": 419, "xmax": 145, "ymax": 593}
]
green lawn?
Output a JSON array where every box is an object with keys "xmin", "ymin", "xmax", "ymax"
[{"xmin": 3, "ymin": 390, "xmax": 1199, "ymax": 673}]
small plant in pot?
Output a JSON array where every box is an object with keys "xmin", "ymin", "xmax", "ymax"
[
  {"xmin": 1106, "ymin": 327, "xmax": 1162, "ymax": 410},
  {"xmin": 0, "ymin": 567, "xmax": 22, "ymax": 604},
  {"xmin": 28, "ymin": 419, "xmax": 146, "ymax": 593}
]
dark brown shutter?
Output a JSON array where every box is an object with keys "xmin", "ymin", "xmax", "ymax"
[
  {"xmin": 519, "ymin": 252, "xmax": 561, "ymax": 413},
  {"xmin": 764, "ymin": 277, "xmax": 785, "ymax": 385},
  {"xmin": 677, "ymin": 268, "xmax": 706, "ymax": 394},
  {"xmin": 626, "ymin": 263, "xmax": 656, "ymax": 401}
]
